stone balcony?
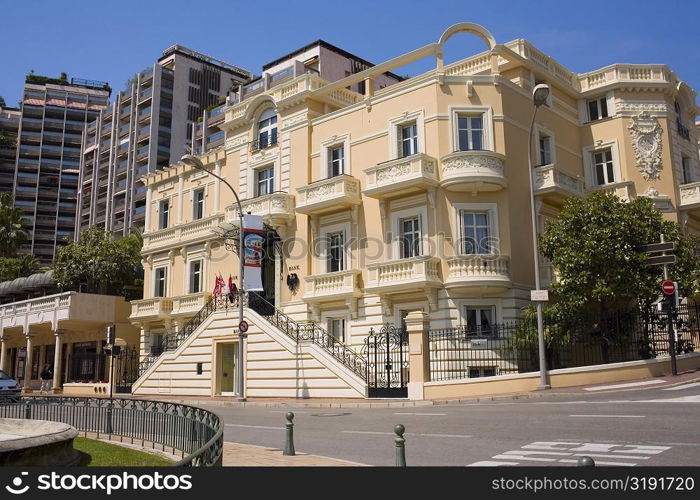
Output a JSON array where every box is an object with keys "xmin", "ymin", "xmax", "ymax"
[
  {"xmin": 680, "ymin": 181, "xmax": 700, "ymax": 214},
  {"xmin": 143, "ymin": 214, "xmax": 224, "ymax": 251},
  {"xmin": 0, "ymin": 292, "xmax": 128, "ymax": 333},
  {"xmin": 129, "ymin": 297, "xmax": 173, "ymax": 322},
  {"xmin": 586, "ymin": 181, "xmax": 636, "ymax": 202},
  {"xmin": 171, "ymin": 292, "xmax": 211, "ymax": 318},
  {"xmin": 365, "ymin": 256, "xmax": 441, "ymax": 294},
  {"xmin": 295, "ymin": 174, "xmax": 361, "ymax": 215},
  {"xmin": 533, "ymin": 164, "xmax": 584, "ymax": 204},
  {"xmin": 363, "ymin": 153, "xmax": 438, "ymax": 199},
  {"xmin": 439, "ymin": 150, "xmax": 507, "ymax": 193},
  {"xmin": 444, "ymin": 254, "xmax": 511, "ymax": 293},
  {"xmin": 302, "ymin": 269, "xmax": 362, "ymax": 319},
  {"xmin": 228, "ymin": 192, "xmax": 296, "ymax": 226}
]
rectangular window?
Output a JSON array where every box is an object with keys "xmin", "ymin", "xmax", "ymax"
[
  {"xmin": 399, "ymin": 216, "xmax": 421, "ymax": 259},
  {"xmin": 400, "ymin": 122, "xmax": 418, "ymax": 157},
  {"xmin": 189, "ymin": 260, "xmax": 202, "ymax": 294},
  {"xmin": 193, "ymin": 188, "xmax": 204, "ymax": 220},
  {"xmin": 463, "ymin": 306, "xmax": 495, "ymax": 337},
  {"xmin": 457, "ymin": 115, "xmax": 484, "ymax": 151},
  {"xmin": 328, "ymin": 146, "xmax": 345, "ymax": 177},
  {"xmin": 539, "ymin": 134, "xmax": 552, "ymax": 165},
  {"xmin": 158, "ymin": 200, "xmax": 169, "ymax": 229},
  {"xmin": 588, "ymin": 97, "xmax": 609, "ymax": 121},
  {"xmin": 593, "ymin": 149, "xmax": 615, "ymax": 185},
  {"xmin": 327, "ymin": 232, "xmax": 345, "ymax": 272},
  {"xmin": 154, "ymin": 267, "xmax": 167, "ymax": 297},
  {"xmin": 682, "ymin": 156, "xmax": 692, "ymax": 184},
  {"xmin": 460, "ymin": 211, "xmax": 491, "ymax": 254},
  {"xmin": 328, "ymin": 318, "xmax": 346, "ymax": 343},
  {"xmin": 256, "ymin": 166, "xmax": 274, "ymax": 196}
]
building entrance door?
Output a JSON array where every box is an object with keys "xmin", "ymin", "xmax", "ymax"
[{"xmin": 220, "ymin": 343, "xmax": 236, "ymax": 395}]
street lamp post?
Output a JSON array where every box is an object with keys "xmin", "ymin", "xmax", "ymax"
[
  {"xmin": 181, "ymin": 154, "xmax": 247, "ymax": 401},
  {"xmin": 527, "ymin": 83, "xmax": 551, "ymax": 391}
]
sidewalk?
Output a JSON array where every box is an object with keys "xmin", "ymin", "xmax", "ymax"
[{"xmin": 222, "ymin": 442, "xmax": 365, "ymax": 466}]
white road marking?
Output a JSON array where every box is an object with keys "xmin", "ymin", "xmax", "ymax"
[
  {"xmin": 662, "ymin": 382, "xmax": 700, "ymax": 391},
  {"xmin": 269, "ymin": 410, "xmax": 309, "ymax": 414},
  {"xmin": 558, "ymin": 459, "xmax": 636, "ymax": 466},
  {"xmin": 342, "ymin": 430, "xmax": 471, "ymax": 438},
  {"xmin": 584, "ymin": 380, "xmax": 666, "ymax": 391},
  {"xmin": 468, "ymin": 440, "xmax": 672, "ymax": 467},
  {"xmin": 639, "ymin": 395, "xmax": 700, "ymax": 403},
  {"xmin": 225, "ymin": 423, "xmax": 282, "ymax": 430},
  {"xmin": 342, "ymin": 430, "xmax": 394, "ymax": 436},
  {"xmin": 468, "ymin": 461, "xmax": 520, "ymax": 467},
  {"xmin": 569, "ymin": 414, "xmax": 645, "ymax": 418},
  {"xmin": 393, "ymin": 412, "xmax": 447, "ymax": 416},
  {"xmin": 418, "ymin": 433, "xmax": 472, "ymax": 439}
]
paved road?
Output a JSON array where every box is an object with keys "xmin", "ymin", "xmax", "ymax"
[{"xmin": 203, "ymin": 380, "xmax": 700, "ymax": 466}]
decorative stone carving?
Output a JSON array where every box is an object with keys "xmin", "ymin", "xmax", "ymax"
[
  {"xmin": 442, "ymin": 154, "xmax": 504, "ymax": 175},
  {"xmin": 376, "ymin": 162, "xmax": 411, "ymax": 182},
  {"xmin": 628, "ymin": 111, "xmax": 663, "ymax": 180},
  {"xmin": 306, "ymin": 184, "xmax": 335, "ymax": 201}
]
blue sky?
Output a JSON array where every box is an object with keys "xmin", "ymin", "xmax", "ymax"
[{"xmin": 2, "ymin": 0, "xmax": 699, "ymax": 108}]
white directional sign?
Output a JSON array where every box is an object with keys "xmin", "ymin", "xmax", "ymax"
[{"xmin": 530, "ymin": 290, "xmax": 549, "ymax": 302}]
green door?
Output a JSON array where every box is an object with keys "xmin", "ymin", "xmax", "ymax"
[{"xmin": 221, "ymin": 344, "xmax": 236, "ymax": 394}]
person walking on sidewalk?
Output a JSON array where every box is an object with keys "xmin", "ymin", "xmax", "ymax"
[{"xmin": 39, "ymin": 364, "xmax": 53, "ymax": 394}]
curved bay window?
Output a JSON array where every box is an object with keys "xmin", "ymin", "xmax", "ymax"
[{"xmin": 255, "ymin": 108, "xmax": 277, "ymax": 150}]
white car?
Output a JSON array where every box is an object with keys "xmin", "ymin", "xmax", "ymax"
[{"xmin": 0, "ymin": 370, "xmax": 21, "ymax": 402}]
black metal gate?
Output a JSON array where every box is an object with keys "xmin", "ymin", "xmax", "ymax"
[
  {"xmin": 112, "ymin": 347, "xmax": 139, "ymax": 394},
  {"xmin": 364, "ymin": 324, "xmax": 409, "ymax": 398}
]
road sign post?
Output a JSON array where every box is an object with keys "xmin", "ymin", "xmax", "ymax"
[{"xmin": 662, "ymin": 281, "xmax": 678, "ymax": 376}]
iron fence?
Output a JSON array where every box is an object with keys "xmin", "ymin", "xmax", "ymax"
[
  {"xmin": 0, "ymin": 397, "xmax": 223, "ymax": 466},
  {"xmin": 428, "ymin": 304, "xmax": 700, "ymax": 382}
]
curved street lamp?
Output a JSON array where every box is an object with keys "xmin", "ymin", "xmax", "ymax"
[
  {"xmin": 526, "ymin": 83, "xmax": 551, "ymax": 390},
  {"xmin": 181, "ymin": 154, "xmax": 247, "ymax": 401}
]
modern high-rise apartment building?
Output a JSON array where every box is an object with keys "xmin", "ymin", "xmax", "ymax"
[
  {"xmin": 0, "ymin": 105, "xmax": 21, "ymax": 195},
  {"xmin": 7, "ymin": 76, "xmax": 111, "ymax": 262},
  {"xmin": 77, "ymin": 46, "xmax": 250, "ymax": 236}
]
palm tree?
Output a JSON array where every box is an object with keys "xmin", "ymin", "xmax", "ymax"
[{"xmin": 0, "ymin": 193, "xmax": 29, "ymax": 257}]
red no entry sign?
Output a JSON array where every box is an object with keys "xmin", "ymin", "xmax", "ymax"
[
  {"xmin": 239, "ymin": 320, "xmax": 249, "ymax": 333},
  {"xmin": 662, "ymin": 281, "xmax": 676, "ymax": 295}
]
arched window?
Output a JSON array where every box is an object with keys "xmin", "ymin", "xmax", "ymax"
[{"xmin": 257, "ymin": 108, "xmax": 277, "ymax": 149}]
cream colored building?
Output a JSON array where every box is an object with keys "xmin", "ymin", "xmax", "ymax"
[{"xmin": 130, "ymin": 23, "xmax": 700, "ymax": 399}]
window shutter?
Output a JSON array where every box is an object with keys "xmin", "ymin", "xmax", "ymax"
[
  {"xmin": 396, "ymin": 126, "xmax": 403, "ymax": 158},
  {"xmin": 605, "ymin": 92, "xmax": 616, "ymax": 118},
  {"xmin": 418, "ymin": 213, "xmax": 424, "ymax": 256}
]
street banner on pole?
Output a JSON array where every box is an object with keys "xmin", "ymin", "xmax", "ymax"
[{"xmin": 243, "ymin": 214, "xmax": 264, "ymax": 292}]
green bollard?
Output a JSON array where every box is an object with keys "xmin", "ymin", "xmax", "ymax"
[
  {"xmin": 105, "ymin": 402, "xmax": 113, "ymax": 434},
  {"xmin": 24, "ymin": 401, "xmax": 31, "ymax": 420},
  {"xmin": 283, "ymin": 412, "xmax": 295, "ymax": 456},
  {"xmin": 577, "ymin": 456, "xmax": 595, "ymax": 467},
  {"xmin": 394, "ymin": 424, "xmax": 406, "ymax": 467}
]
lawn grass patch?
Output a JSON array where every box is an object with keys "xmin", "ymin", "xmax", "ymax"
[{"xmin": 73, "ymin": 437, "xmax": 174, "ymax": 466}]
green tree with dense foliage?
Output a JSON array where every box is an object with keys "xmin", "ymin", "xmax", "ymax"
[
  {"xmin": 52, "ymin": 226, "xmax": 143, "ymax": 295},
  {"xmin": 0, "ymin": 193, "xmax": 28, "ymax": 256},
  {"xmin": 539, "ymin": 192, "xmax": 700, "ymax": 315},
  {"xmin": 0, "ymin": 254, "xmax": 41, "ymax": 281}
]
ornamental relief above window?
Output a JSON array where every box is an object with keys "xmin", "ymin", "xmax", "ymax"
[{"xmin": 628, "ymin": 111, "xmax": 663, "ymax": 181}]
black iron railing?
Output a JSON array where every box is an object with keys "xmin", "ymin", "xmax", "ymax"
[
  {"xmin": 0, "ymin": 397, "xmax": 223, "ymax": 466},
  {"xmin": 248, "ymin": 292, "xmax": 367, "ymax": 380},
  {"xmin": 250, "ymin": 133, "xmax": 278, "ymax": 152},
  {"xmin": 428, "ymin": 304, "xmax": 700, "ymax": 382}
]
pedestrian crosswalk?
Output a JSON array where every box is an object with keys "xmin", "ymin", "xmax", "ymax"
[{"xmin": 467, "ymin": 441, "xmax": 671, "ymax": 467}]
